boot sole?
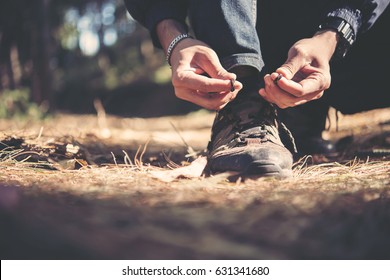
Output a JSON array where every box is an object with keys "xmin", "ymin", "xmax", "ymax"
[
  {"xmin": 244, "ymin": 161, "xmax": 292, "ymax": 178},
  {"xmin": 208, "ymin": 160, "xmax": 292, "ymax": 179}
]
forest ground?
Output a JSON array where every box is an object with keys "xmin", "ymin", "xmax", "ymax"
[{"xmin": 1, "ymin": 107, "xmax": 389, "ymax": 259}]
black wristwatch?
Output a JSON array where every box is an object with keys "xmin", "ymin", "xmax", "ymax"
[{"xmin": 318, "ymin": 17, "xmax": 356, "ymax": 59}]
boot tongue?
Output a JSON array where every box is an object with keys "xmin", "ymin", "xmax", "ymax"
[{"xmin": 232, "ymin": 93, "xmax": 276, "ymax": 128}]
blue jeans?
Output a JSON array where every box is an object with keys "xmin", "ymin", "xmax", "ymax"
[
  {"xmin": 189, "ymin": 0, "xmax": 263, "ymax": 72},
  {"xmin": 188, "ymin": 0, "xmax": 390, "ymax": 117}
]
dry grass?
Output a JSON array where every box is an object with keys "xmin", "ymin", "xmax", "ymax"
[{"xmin": 1, "ymin": 108, "xmax": 390, "ymax": 259}]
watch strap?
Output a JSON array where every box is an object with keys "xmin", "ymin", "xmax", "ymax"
[{"xmin": 318, "ymin": 17, "xmax": 356, "ymax": 59}]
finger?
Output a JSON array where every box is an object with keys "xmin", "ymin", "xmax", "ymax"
[
  {"xmin": 298, "ymin": 71, "xmax": 330, "ymax": 93},
  {"xmin": 207, "ymin": 88, "xmax": 239, "ymax": 103},
  {"xmin": 264, "ymin": 74, "xmax": 313, "ymax": 108},
  {"xmin": 270, "ymin": 72, "xmax": 304, "ymax": 96},
  {"xmin": 276, "ymin": 55, "xmax": 307, "ymax": 80},
  {"xmin": 175, "ymin": 88, "xmax": 237, "ymax": 111},
  {"xmin": 259, "ymin": 88, "xmax": 289, "ymax": 109},
  {"xmin": 174, "ymin": 70, "xmax": 240, "ymax": 93},
  {"xmin": 289, "ymin": 90, "xmax": 324, "ymax": 107},
  {"xmin": 259, "ymin": 88, "xmax": 275, "ymax": 104},
  {"xmin": 261, "ymin": 87, "xmax": 323, "ymax": 108},
  {"xmin": 263, "ymin": 74, "xmax": 325, "ymax": 108},
  {"xmin": 196, "ymin": 92, "xmax": 235, "ymax": 111},
  {"xmin": 261, "ymin": 75, "xmax": 292, "ymax": 107},
  {"xmin": 271, "ymin": 69, "xmax": 329, "ymax": 97},
  {"xmin": 196, "ymin": 50, "xmax": 237, "ymax": 81},
  {"xmin": 264, "ymin": 73, "xmax": 294, "ymax": 99}
]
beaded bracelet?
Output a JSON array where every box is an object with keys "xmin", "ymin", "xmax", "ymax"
[{"xmin": 166, "ymin": 33, "xmax": 193, "ymax": 66}]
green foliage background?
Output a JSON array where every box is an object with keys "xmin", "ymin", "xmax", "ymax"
[{"xmin": 0, "ymin": 0, "xmax": 177, "ymax": 118}]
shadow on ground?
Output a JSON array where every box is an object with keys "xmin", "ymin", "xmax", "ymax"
[
  {"xmin": 1, "ymin": 184, "xmax": 389, "ymax": 260},
  {"xmin": 57, "ymin": 81, "xmax": 201, "ymax": 118}
]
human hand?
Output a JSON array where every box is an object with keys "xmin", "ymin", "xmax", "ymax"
[
  {"xmin": 259, "ymin": 31, "xmax": 338, "ymax": 108},
  {"xmin": 169, "ymin": 38, "xmax": 243, "ymax": 110}
]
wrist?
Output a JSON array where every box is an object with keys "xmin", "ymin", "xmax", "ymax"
[
  {"xmin": 317, "ymin": 17, "xmax": 356, "ymax": 60},
  {"xmin": 313, "ymin": 30, "xmax": 339, "ymax": 60},
  {"xmin": 156, "ymin": 19, "xmax": 188, "ymax": 54}
]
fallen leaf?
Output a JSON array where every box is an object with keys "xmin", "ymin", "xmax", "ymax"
[{"xmin": 150, "ymin": 156, "xmax": 207, "ymax": 182}]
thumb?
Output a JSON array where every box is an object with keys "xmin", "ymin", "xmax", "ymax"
[
  {"xmin": 276, "ymin": 55, "xmax": 307, "ymax": 80},
  {"xmin": 198, "ymin": 51, "xmax": 236, "ymax": 81}
]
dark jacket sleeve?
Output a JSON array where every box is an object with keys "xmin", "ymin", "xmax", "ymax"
[
  {"xmin": 123, "ymin": 0, "xmax": 188, "ymax": 47},
  {"xmin": 323, "ymin": 0, "xmax": 390, "ymax": 38}
]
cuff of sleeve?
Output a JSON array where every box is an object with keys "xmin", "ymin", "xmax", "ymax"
[
  {"xmin": 325, "ymin": 7, "xmax": 362, "ymax": 38},
  {"xmin": 144, "ymin": 2, "xmax": 188, "ymax": 48}
]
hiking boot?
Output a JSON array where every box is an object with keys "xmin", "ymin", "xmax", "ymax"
[
  {"xmin": 294, "ymin": 136, "xmax": 336, "ymax": 156},
  {"xmin": 206, "ymin": 87, "xmax": 296, "ymax": 178},
  {"xmin": 278, "ymin": 102, "xmax": 336, "ymax": 156}
]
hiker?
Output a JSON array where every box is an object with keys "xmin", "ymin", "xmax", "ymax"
[{"xmin": 124, "ymin": 0, "xmax": 390, "ymax": 177}]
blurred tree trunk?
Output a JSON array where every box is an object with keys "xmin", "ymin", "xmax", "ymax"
[
  {"xmin": 30, "ymin": 0, "xmax": 52, "ymax": 106},
  {"xmin": 0, "ymin": 31, "xmax": 16, "ymax": 90}
]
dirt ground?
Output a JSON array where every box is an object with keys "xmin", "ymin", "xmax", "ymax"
[{"xmin": 0, "ymin": 107, "xmax": 390, "ymax": 259}]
